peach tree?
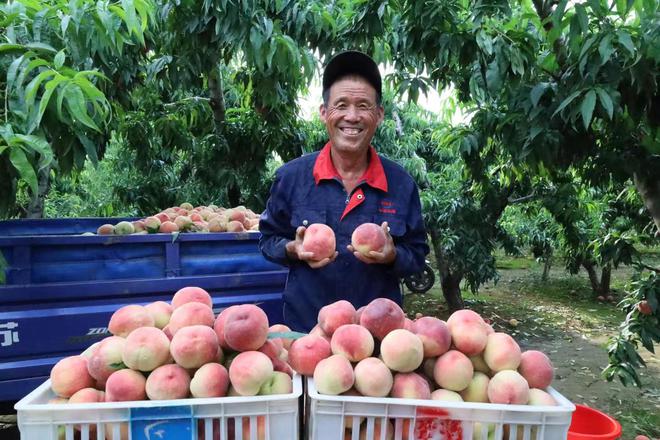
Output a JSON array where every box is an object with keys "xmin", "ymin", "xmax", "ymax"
[{"xmin": 0, "ymin": 0, "xmax": 155, "ymax": 218}]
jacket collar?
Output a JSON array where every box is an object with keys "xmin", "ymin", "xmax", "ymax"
[{"xmin": 312, "ymin": 142, "xmax": 388, "ymax": 192}]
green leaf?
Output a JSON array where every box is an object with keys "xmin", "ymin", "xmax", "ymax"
[
  {"xmin": 476, "ymin": 30, "xmax": 493, "ymax": 56},
  {"xmin": 616, "ymin": 0, "xmax": 630, "ymax": 18},
  {"xmin": 0, "ymin": 43, "xmax": 25, "ymax": 53},
  {"xmin": 598, "ymin": 33, "xmax": 614, "ymax": 65},
  {"xmin": 15, "ymin": 135, "xmax": 53, "ymax": 171},
  {"xmin": 31, "ymin": 76, "xmax": 66, "ymax": 132},
  {"xmin": 552, "ymin": 90, "xmax": 582, "ymax": 117},
  {"xmin": 24, "ymin": 42, "xmax": 57, "ymax": 53},
  {"xmin": 580, "ymin": 90, "xmax": 597, "ymax": 129},
  {"xmin": 575, "ymin": 4, "xmax": 589, "ymax": 33},
  {"xmin": 616, "ymin": 30, "xmax": 635, "ymax": 55},
  {"xmin": 9, "ymin": 147, "xmax": 38, "ymax": 195},
  {"xmin": 596, "ymin": 88, "xmax": 614, "ymax": 119},
  {"xmin": 64, "ymin": 86, "xmax": 101, "ymax": 132},
  {"xmin": 552, "ymin": 0, "xmax": 569, "ymax": 27},
  {"xmin": 25, "ymin": 69, "xmax": 57, "ymax": 108},
  {"xmin": 530, "ymin": 83, "xmax": 548, "ymax": 107},
  {"xmin": 54, "ymin": 50, "xmax": 65, "ymax": 69}
]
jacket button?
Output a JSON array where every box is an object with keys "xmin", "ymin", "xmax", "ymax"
[
  {"xmin": 302, "ymin": 220, "xmax": 309, "ymax": 226},
  {"xmin": 357, "ymin": 194, "xmax": 364, "ymax": 200}
]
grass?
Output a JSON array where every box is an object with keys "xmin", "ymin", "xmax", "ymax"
[{"xmin": 403, "ymin": 247, "xmax": 660, "ymax": 439}]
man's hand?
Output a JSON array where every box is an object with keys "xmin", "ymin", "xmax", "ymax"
[
  {"xmin": 347, "ymin": 221, "xmax": 397, "ymax": 265},
  {"xmin": 286, "ymin": 226, "xmax": 338, "ymax": 268}
]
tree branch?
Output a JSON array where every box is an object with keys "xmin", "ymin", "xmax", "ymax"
[{"xmin": 508, "ymin": 192, "xmax": 537, "ymax": 204}]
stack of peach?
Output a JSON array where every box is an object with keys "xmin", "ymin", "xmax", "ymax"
[
  {"xmin": 95, "ymin": 203, "xmax": 261, "ymax": 235},
  {"xmin": 289, "ymin": 298, "xmax": 557, "ymax": 439},
  {"xmin": 47, "ymin": 287, "xmax": 294, "ymax": 431}
]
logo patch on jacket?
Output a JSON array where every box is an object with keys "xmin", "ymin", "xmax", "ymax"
[{"xmin": 378, "ymin": 200, "xmax": 396, "ymax": 214}]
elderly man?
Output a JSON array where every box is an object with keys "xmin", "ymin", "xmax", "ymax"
[{"xmin": 259, "ymin": 50, "xmax": 429, "ymax": 332}]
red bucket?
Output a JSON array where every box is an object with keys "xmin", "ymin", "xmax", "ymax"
[{"xmin": 568, "ymin": 404, "xmax": 622, "ymax": 440}]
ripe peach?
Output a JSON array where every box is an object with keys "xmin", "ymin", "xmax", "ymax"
[
  {"xmin": 313, "ymin": 354, "xmax": 355, "ymax": 395},
  {"xmin": 146, "ymin": 364, "xmax": 191, "ymax": 400},
  {"xmin": 97, "ymin": 224, "xmax": 114, "ymax": 235},
  {"xmin": 354, "ymin": 357, "xmax": 393, "ymax": 397},
  {"xmin": 50, "ymin": 355, "xmax": 95, "ymax": 398},
  {"xmin": 359, "ymin": 298, "xmax": 406, "ymax": 340},
  {"xmin": 226, "ymin": 220, "xmax": 245, "ymax": 232},
  {"xmin": 259, "ymin": 371, "xmax": 293, "ymax": 395},
  {"xmin": 390, "ymin": 372, "xmax": 431, "ymax": 399},
  {"xmin": 190, "ymin": 363, "xmax": 229, "ymax": 398},
  {"xmin": 223, "ymin": 304, "xmax": 269, "ymax": 351},
  {"xmin": 213, "ymin": 305, "xmax": 238, "ymax": 349},
  {"xmin": 487, "ymin": 370, "xmax": 530, "ymax": 404},
  {"xmin": 122, "ymin": 326, "xmax": 170, "ymax": 371},
  {"xmin": 637, "ymin": 300, "xmax": 652, "ymax": 315},
  {"xmin": 105, "ymin": 369, "xmax": 147, "ymax": 402},
  {"xmin": 318, "ymin": 300, "xmax": 356, "ymax": 336},
  {"xmin": 180, "ymin": 202, "xmax": 194, "ymax": 211},
  {"xmin": 483, "ymin": 332, "xmax": 522, "ymax": 372},
  {"xmin": 288, "ymin": 334, "xmax": 332, "ymax": 376},
  {"xmin": 469, "ymin": 354, "xmax": 491, "ymax": 375},
  {"xmin": 528, "ymin": 388, "xmax": 557, "ymax": 406},
  {"xmin": 114, "ymin": 221, "xmax": 134, "ymax": 235},
  {"xmin": 87, "ymin": 336, "xmax": 126, "ymax": 384},
  {"xmin": 108, "ymin": 304, "xmax": 155, "ymax": 337},
  {"xmin": 168, "ymin": 302, "xmax": 215, "ymax": 334},
  {"xmin": 351, "ymin": 223, "xmax": 386, "ymax": 256},
  {"xmin": 460, "ymin": 371, "xmax": 490, "ymax": 403},
  {"xmin": 412, "ymin": 316, "xmax": 451, "ymax": 357},
  {"xmin": 269, "ymin": 324, "xmax": 293, "ymax": 350},
  {"xmin": 309, "ymin": 324, "xmax": 331, "ymax": 342},
  {"xmin": 380, "ymin": 329, "xmax": 424, "ymax": 372},
  {"xmin": 228, "ymin": 351, "xmax": 274, "ymax": 396},
  {"xmin": 144, "ymin": 301, "xmax": 173, "ymax": 329},
  {"xmin": 518, "ymin": 350, "xmax": 554, "ymax": 389},
  {"xmin": 431, "ymin": 389, "xmax": 464, "ymax": 402},
  {"xmin": 433, "ymin": 350, "xmax": 474, "ymax": 392},
  {"xmin": 69, "ymin": 387, "xmax": 105, "ymax": 404},
  {"xmin": 302, "ymin": 223, "xmax": 336, "ymax": 261},
  {"xmin": 331, "ymin": 324, "xmax": 374, "ymax": 362},
  {"xmin": 174, "ymin": 215, "xmax": 193, "ymax": 231},
  {"xmin": 170, "ymin": 325, "xmax": 219, "ymax": 369},
  {"xmin": 144, "ymin": 216, "xmax": 161, "ymax": 233},
  {"xmin": 208, "ymin": 217, "xmax": 227, "ymax": 232},
  {"xmin": 446, "ymin": 310, "xmax": 490, "ymax": 355},
  {"xmin": 172, "ymin": 286, "xmax": 213, "ymax": 309},
  {"xmin": 257, "ymin": 339, "xmax": 283, "ymax": 361},
  {"xmin": 448, "ymin": 321, "xmax": 489, "ymax": 356},
  {"xmin": 159, "ymin": 221, "xmax": 179, "ymax": 233}
]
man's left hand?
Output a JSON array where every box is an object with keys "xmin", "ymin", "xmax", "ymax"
[{"xmin": 347, "ymin": 221, "xmax": 397, "ymax": 265}]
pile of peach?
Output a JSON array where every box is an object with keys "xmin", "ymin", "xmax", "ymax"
[
  {"xmin": 289, "ymin": 298, "xmax": 556, "ymax": 404},
  {"xmin": 48, "ymin": 286, "xmax": 295, "ymax": 409},
  {"xmin": 95, "ymin": 203, "xmax": 260, "ymax": 235}
]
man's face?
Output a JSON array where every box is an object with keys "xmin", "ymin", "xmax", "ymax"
[{"xmin": 319, "ymin": 76, "xmax": 384, "ymax": 156}]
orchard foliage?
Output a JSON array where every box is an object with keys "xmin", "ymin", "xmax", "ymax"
[{"xmin": 1, "ymin": 0, "xmax": 658, "ymax": 385}]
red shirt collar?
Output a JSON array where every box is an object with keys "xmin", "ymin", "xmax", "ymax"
[{"xmin": 312, "ymin": 142, "xmax": 388, "ymax": 192}]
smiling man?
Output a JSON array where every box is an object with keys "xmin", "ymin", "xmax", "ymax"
[{"xmin": 259, "ymin": 51, "xmax": 429, "ymax": 332}]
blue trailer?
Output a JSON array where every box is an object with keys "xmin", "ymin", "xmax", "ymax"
[{"xmin": 0, "ymin": 218, "xmax": 287, "ymax": 402}]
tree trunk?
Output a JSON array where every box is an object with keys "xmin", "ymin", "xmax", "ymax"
[
  {"xmin": 26, "ymin": 163, "xmax": 51, "ymax": 219},
  {"xmin": 582, "ymin": 261, "xmax": 601, "ymax": 296},
  {"xmin": 542, "ymin": 252, "xmax": 552, "ymax": 282},
  {"xmin": 583, "ymin": 261, "xmax": 611, "ymax": 297},
  {"xmin": 429, "ymin": 227, "xmax": 465, "ymax": 311},
  {"xmin": 634, "ymin": 173, "xmax": 660, "ymax": 236},
  {"xmin": 208, "ymin": 65, "xmax": 226, "ymax": 134},
  {"xmin": 600, "ymin": 264, "xmax": 611, "ymax": 296}
]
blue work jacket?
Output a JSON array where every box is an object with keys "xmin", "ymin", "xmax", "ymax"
[{"xmin": 259, "ymin": 143, "xmax": 429, "ymax": 332}]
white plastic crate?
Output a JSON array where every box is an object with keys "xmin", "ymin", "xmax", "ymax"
[
  {"xmin": 307, "ymin": 378, "xmax": 575, "ymax": 440},
  {"xmin": 14, "ymin": 374, "xmax": 302, "ymax": 440}
]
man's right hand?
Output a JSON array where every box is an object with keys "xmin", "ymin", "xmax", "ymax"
[{"xmin": 285, "ymin": 226, "xmax": 338, "ymax": 268}]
